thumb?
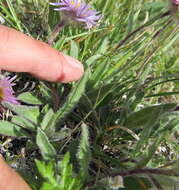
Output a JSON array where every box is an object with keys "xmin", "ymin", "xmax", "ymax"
[
  {"xmin": 0, "ymin": 25, "xmax": 84, "ymax": 82},
  {"xmin": 0, "ymin": 155, "xmax": 31, "ymax": 190}
]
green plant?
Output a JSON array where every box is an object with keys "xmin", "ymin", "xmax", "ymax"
[{"xmin": 0, "ymin": 0, "xmax": 179, "ymax": 189}]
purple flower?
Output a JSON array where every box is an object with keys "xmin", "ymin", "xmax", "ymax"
[
  {"xmin": 50, "ymin": 0, "xmax": 101, "ymax": 28},
  {"xmin": 0, "ymin": 76, "xmax": 19, "ymax": 104},
  {"xmin": 172, "ymin": 0, "xmax": 179, "ymax": 5}
]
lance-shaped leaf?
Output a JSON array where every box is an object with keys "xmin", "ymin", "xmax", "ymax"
[
  {"xmin": 45, "ymin": 68, "xmax": 90, "ymax": 135},
  {"xmin": 2, "ymin": 102, "xmax": 40, "ymax": 126},
  {"xmin": 18, "ymin": 92, "xmax": 43, "ymax": 105},
  {"xmin": 0, "ymin": 120, "xmax": 30, "ymax": 137},
  {"xmin": 36, "ymin": 128, "xmax": 57, "ymax": 160},
  {"xmin": 77, "ymin": 123, "xmax": 91, "ymax": 182},
  {"xmin": 125, "ymin": 103, "xmax": 177, "ymax": 129}
]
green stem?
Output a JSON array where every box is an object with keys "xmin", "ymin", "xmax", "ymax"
[
  {"xmin": 115, "ymin": 10, "xmax": 171, "ymax": 49},
  {"xmin": 5, "ymin": 0, "xmax": 23, "ymax": 32},
  {"xmin": 48, "ymin": 20, "xmax": 66, "ymax": 45},
  {"xmin": 85, "ymin": 168, "xmax": 179, "ymax": 189}
]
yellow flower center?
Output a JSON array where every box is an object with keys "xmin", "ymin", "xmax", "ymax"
[
  {"xmin": 71, "ymin": 0, "xmax": 80, "ymax": 8},
  {"xmin": 0, "ymin": 88, "xmax": 4, "ymax": 101}
]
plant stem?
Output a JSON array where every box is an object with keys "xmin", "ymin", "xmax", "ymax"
[
  {"xmin": 115, "ymin": 10, "xmax": 171, "ymax": 50},
  {"xmin": 111, "ymin": 168, "xmax": 179, "ymax": 177},
  {"xmin": 85, "ymin": 168, "xmax": 179, "ymax": 188},
  {"xmin": 48, "ymin": 20, "xmax": 66, "ymax": 45},
  {"xmin": 149, "ymin": 175, "xmax": 164, "ymax": 190},
  {"xmin": 5, "ymin": 0, "xmax": 23, "ymax": 32}
]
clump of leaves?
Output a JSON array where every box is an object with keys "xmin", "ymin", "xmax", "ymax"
[{"xmin": 0, "ymin": 0, "xmax": 179, "ymax": 190}]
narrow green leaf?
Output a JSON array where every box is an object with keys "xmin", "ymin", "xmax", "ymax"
[
  {"xmin": 12, "ymin": 116, "xmax": 36, "ymax": 131},
  {"xmin": 68, "ymin": 178, "xmax": 82, "ymax": 190},
  {"xmin": 105, "ymin": 51, "xmax": 132, "ymax": 78},
  {"xmin": 97, "ymin": 37, "xmax": 109, "ymax": 54},
  {"xmin": 125, "ymin": 103, "xmax": 177, "ymax": 129},
  {"xmin": 77, "ymin": 123, "xmax": 91, "ymax": 182},
  {"xmin": 35, "ymin": 160, "xmax": 57, "ymax": 185},
  {"xmin": 88, "ymin": 61, "xmax": 109, "ymax": 88},
  {"xmin": 48, "ymin": 1, "xmax": 60, "ymax": 30},
  {"xmin": 134, "ymin": 107, "xmax": 162, "ymax": 153},
  {"xmin": 45, "ymin": 68, "xmax": 90, "ymax": 134},
  {"xmin": 86, "ymin": 54, "xmax": 102, "ymax": 66},
  {"xmin": 41, "ymin": 109, "xmax": 54, "ymax": 130},
  {"xmin": 135, "ymin": 134, "xmax": 164, "ymax": 168},
  {"xmin": 70, "ymin": 40, "xmax": 79, "ymax": 59},
  {"xmin": 64, "ymin": 28, "xmax": 105, "ymax": 42},
  {"xmin": 2, "ymin": 102, "xmax": 40, "ymax": 125},
  {"xmin": 0, "ymin": 120, "xmax": 30, "ymax": 137},
  {"xmin": 36, "ymin": 128, "xmax": 57, "ymax": 160},
  {"xmin": 146, "ymin": 91, "xmax": 179, "ymax": 98},
  {"xmin": 18, "ymin": 92, "xmax": 43, "ymax": 105},
  {"xmin": 51, "ymin": 128, "xmax": 71, "ymax": 141},
  {"xmin": 59, "ymin": 152, "xmax": 73, "ymax": 189},
  {"xmin": 40, "ymin": 182, "xmax": 57, "ymax": 190},
  {"xmin": 154, "ymin": 175, "xmax": 179, "ymax": 189},
  {"xmin": 122, "ymin": 176, "xmax": 152, "ymax": 190},
  {"xmin": 5, "ymin": 0, "xmax": 23, "ymax": 31},
  {"xmin": 162, "ymin": 34, "xmax": 179, "ymax": 53}
]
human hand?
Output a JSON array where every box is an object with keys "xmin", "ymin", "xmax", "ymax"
[
  {"xmin": 0, "ymin": 25, "xmax": 84, "ymax": 82},
  {"xmin": 0, "ymin": 25, "xmax": 84, "ymax": 190},
  {"xmin": 0, "ymin": 154, "xmax": 31, "ymax": 190}
]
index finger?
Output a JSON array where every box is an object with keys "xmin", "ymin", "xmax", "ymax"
[{"xmin": 0, "ymin": 25, "xmax": 84, "ymax": 82}]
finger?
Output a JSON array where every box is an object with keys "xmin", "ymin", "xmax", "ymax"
[
  {"xmin": 0, "ymin": 155, "xmax": 31, "ymax": 190},
  {"xmin": 0, "ymin": 25, "xmax": 84, "ymax": 82}
]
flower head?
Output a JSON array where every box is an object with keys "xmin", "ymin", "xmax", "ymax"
[
  {"xmin": 172, "ymin": 0, "xmax": 179, "ymax": 5},
  {"xmin": 0, "ymin": 76, "xmax": 19, "ymax": 104},
  {"xmin": 50, "ymin": 0, "xmax": 101, "ymax": 28},
  {"xmin": 170, "ymin": 0, "xmax": 179, "ymax": 12}
]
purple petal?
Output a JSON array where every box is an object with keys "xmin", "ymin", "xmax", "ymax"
[{"xmin": 49, "ymin": 0, "xmax": 101, "ymax": 28}]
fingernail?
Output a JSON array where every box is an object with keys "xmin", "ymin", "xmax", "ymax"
[
  {"xmin": 62, "ymin": 53, "xmax": 83, "ymax": 70},
  {"xmin": 58, "ymin": 53, "xmax": 84, "ymax": 83}
]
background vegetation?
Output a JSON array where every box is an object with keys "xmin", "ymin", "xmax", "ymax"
[{"xmin": 0, "ymin": 0, "xmax": 179, "ymax": 189}]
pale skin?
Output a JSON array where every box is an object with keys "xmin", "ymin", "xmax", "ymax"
[{"xmin": 0, "ymin": 25, "xmax": 84, "ymax": 190}]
